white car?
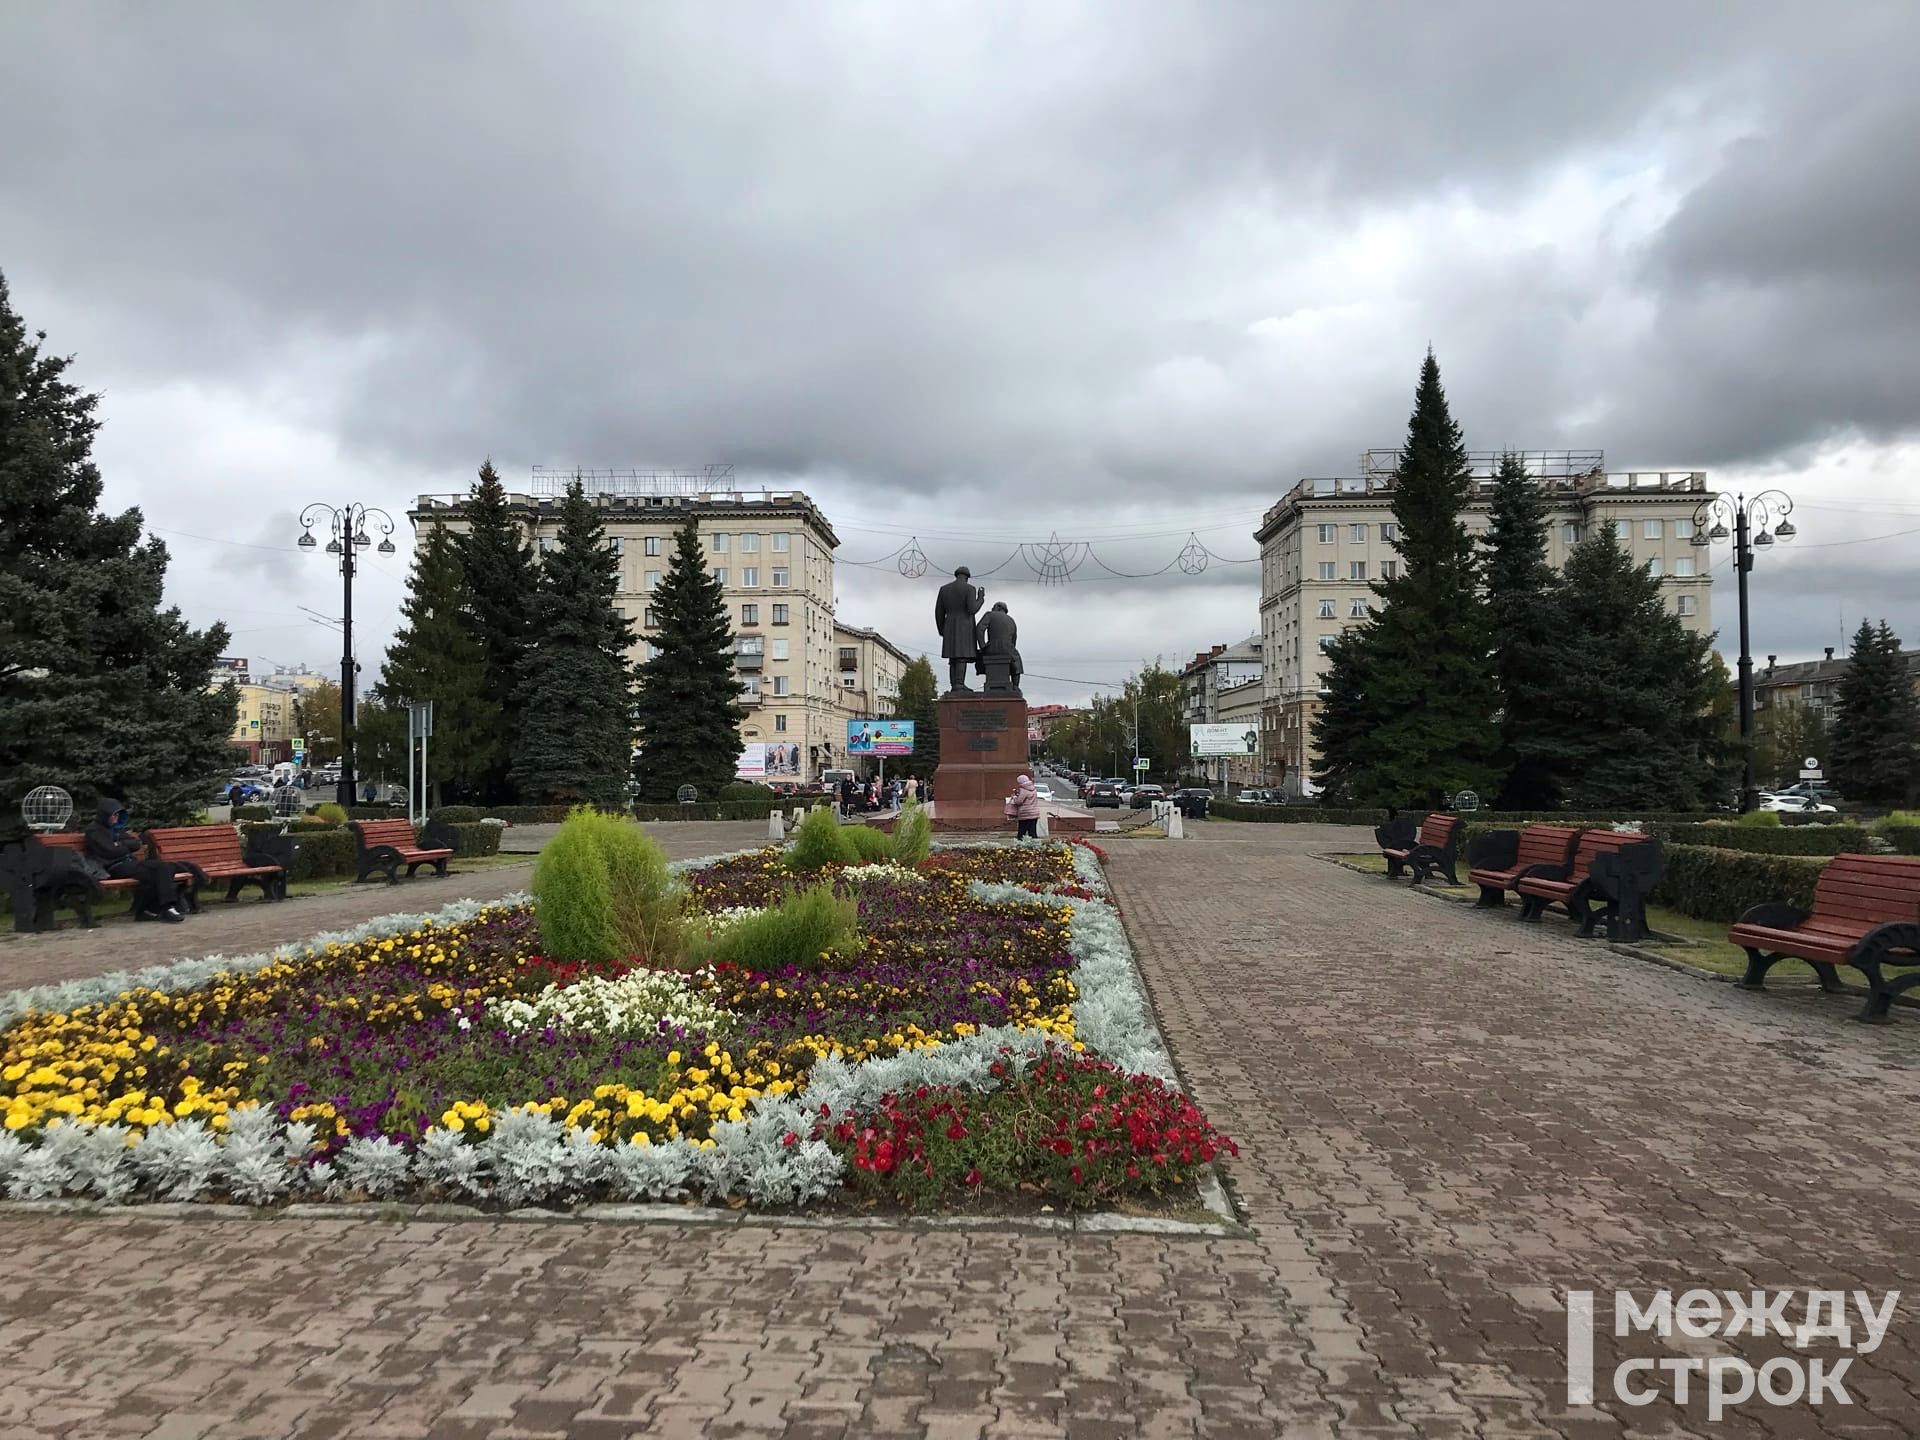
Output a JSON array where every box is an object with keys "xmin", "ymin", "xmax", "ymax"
[
  {"xmin": 1758, "ymin": 794, "xmax": 1836, "ymax": 814},
  {"xmin": 1034, "ymin": 784, "xmax": 1054, "ymax": 802}
]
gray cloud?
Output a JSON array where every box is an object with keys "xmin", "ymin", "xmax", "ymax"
[{"xmin": 3, "ymin": 2, "xmax": 1918, "ymax": 690}]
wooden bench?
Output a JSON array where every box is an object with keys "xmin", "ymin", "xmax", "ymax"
[
  {"xmin": 1730, "ymin": 854, "xmax": 1920, "ymax": 1023},
  {"xmin": 1467, "ymin": 825, "xmax": 1583, "ymax": 907},
  {"xmin": 1514, "ymin": 830, "xmax": 1659, "ymax": 935},
  {"xmin": 148, "ymin": 824, "xmax": 287, "ymax": 902},
  {"xmin": 352, "ymin": 818, "xmax": 455, "ymax": 884},
  {"xmin": 1376, "ymin": 813, "xmax": 1463, "ymax": 886}
]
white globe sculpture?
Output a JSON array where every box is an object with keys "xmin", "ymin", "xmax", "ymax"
[
  {"xmin": 23, "ymin": 785, "xmax": 74, "ymax": 833},
  {"xmin": 271, "ymin": 785, "xmax": 303, "ymax": 819}
]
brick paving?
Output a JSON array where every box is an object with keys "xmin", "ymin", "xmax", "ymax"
[{"xmin": 4, "ymin": 821, "xmax": 1920, "ymax": 1437}]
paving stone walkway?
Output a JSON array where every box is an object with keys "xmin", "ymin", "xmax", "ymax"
[{"xmin": 4, "ymin": 822, "xmax": 1919, "ymax": 1438}]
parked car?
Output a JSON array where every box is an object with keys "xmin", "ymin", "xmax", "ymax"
[
  {"xmin": 1169, "ymin": 787, "xmax": 1211, "ymax": 818},
  {"xmin": 1084, "ymin": 781, "xmax": 1121, "ymax": 808},
  {"xmin": 1034, "ymin": 784, "xmax": 1055, "ymax": 802},
  {"xmin": 1773, "ymin": 781, "xmax": 1842, "ymax": 803},
  {"xmin": 1759, "ymin": 794, "xmax": 1837, "ymax": 814},
  {"xmin": 1129, "ymin": 784, "xmax": 1166, "ymax": 809}
]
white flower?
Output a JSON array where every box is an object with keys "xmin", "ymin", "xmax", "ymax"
[
  {"xmin": 840, "ymin": 862, "xmax": 925, "ymax": 885},
  {"xmin": 490, "ymin": 968, "xmax": 731, "ymax": 1039}
]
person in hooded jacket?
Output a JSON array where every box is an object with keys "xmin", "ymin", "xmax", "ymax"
[
  {"xmin": 1005, "ymin": 773, "xmax": 1044, "ymax": 840},
  {"xmin": 83, "ymin": 798, "xmax": 195, "ymax": 923}
]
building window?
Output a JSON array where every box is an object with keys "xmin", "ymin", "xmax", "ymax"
[
  {"xmin": 771, "ymin": 567, "xmax": 789, "ymax": 587},
  {"xmin": 1563, "ymin": 523, "xmax": 1580, "ymax": 545},
  {"xmin": 1381, "ymin": 560, "xmax": 1399, "ymax": 580},
  {"xmin": 1675, "ymin": 557, "xmax": 1695, "ymax": 577},
  {"xmin": 742, "ymin": 567, "xmax": 759, "ymax": 587},
  {"xmin": 1350, "ymin": 598, "xmax": 1369, "ymax": 617},
  {"xmin": 1317, "ymin": 635, "xmax": 1337, "ymax": 653},
  {"xmin": 645, "ymin": 536, "xmax": 662, "ymax": 556},
  {"xmin": 1677, "ymin": 595, "xmax": 1697, "ymax": 617},
  {"xmin": 736, "ymin": 635, "xmax": 763, "ymax": 657},
  {"xmin": 539, "ymin": 537, "xmax": 558, "ymax": 554},
  {"xmin": 1349, "ymin": 561, "xmax": 1367, "ymax": 581},
  {"xmin": 838, "ymin": 647, "xmax": 858, "ymax": 670},
  {"xmin": 741, "ymin": 533, "xmax": 760, "ymax": 553},
  {"xmin": 741, "ymin": 604, "xmax": 759, "ymax": 625},
  {"xmin": 771, "ymin": 639, "xmax": 789, "ymax": 660},
  {"xmin": 1317, "ymin": 524, "xmax": 1336, "ymax": 543},
  {"xmin": 1608, "ymin": 518, "xmax": 1625, "ymax": 538},
  {"xmin": 712, "ymin": 532, "xmax": 729, "ymax": 552},
  {"xmin": 1318, "ymin": 599, "xmax": 1335, "ymax": 619},
  {"xmin": 644, "ymin": 570, "xmax": 660, "ymax": 590},
  {"xmin": 774, "ymin": 713, "xmax": 787, "ymax": 732},
  {"xmin": 643, "ymin": 607, "xmax": 658, "ymax": 627},
  {"xmin": 606, "ymin": 536, "xmax": 624, "ymax": 555},
  {"xmin": 772, "ymin": 603, "xmax": 790, "ymax": 624},
  {"xmin": 1380, "ymin": 523, "xmax": 1398, "ymax": 543},
  {"xmin": 1346, "ymin": 523, "xmax": 1364, "ymax": 543},
  {"xmin": 1647, "ymin": 557, "xmax": 1664, "ymax": 577},
  {"xmin": 1317, "ymin": 562, "xmax": 1336, "ymax": 581},
  {"xmin": 1643, "ymin": 519, "xmax": 1664, "ymax": 539},
  {"xmin": 1675, "ymin": 519, "xmax": 1695, "ymax": 540},
  {"xmin": 771, "ymin": 532, "xmax": 790, "ymax": 552},
  {"xmin": 644, "ymin": 641, "xmax": 660, "ymax": 662},
  {"xmin": 773, "ymin": 675, "xmax": 790, "ymax": 696}
]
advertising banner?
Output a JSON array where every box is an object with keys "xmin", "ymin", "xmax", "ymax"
[
  {"xmin": 847, "ymin": 719, "xmax": 915, "ymax": 756},
  {"xmin": 1190, "ymin": 723, "xmax": 1259, "ymax": 758},
  {"xmin": 736, "ymin": 742, "xmax": 804, "ymax": 779}
]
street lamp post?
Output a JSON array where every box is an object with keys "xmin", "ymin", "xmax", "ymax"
[
  {"xmin": 1692, "ymin": 490, "xmax": 1796, "ymax": 814},
  {"xmin": 297, "ymin": 503, "xmax": 396, "ymax": 809}
]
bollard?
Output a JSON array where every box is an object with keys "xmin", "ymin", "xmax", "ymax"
[
  {"xmin": 1167, "ymin": 809, "xmax": 1185, "ymax": 840},
  {"xmin": 791, "ymin": 807, "xmax": 804, "ymax": 826},
  {"xmin": 1036, "ymin": 811, "xmax": 1050, "ymax": 839},
  {"xmin": 768, "ymin": 809, "xmax": 786, "ymax": 842}
]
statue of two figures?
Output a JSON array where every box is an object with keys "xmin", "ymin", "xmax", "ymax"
[{"xmin": 935, "ymin": 566, "xmax": 1022, "ymax": 696}]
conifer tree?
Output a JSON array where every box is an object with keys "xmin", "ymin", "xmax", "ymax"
[
  {"xmin": 1525, "ymin": 526, "xmax": 1731, "ymax": 808},
  {"xmin": 1830, "ymin": 620, "xmax": 1920, "ymax": 805},
  {"xmin": 1308, "ymin": 630, "xmax": 1374, "ymax": 804},
  {"xmin": 1482, "ymin": 452, "xmax": 1558, "ymax": 806},
  {"xmin": 453, "ymin": 460, "xmax": 538, "ymax": 802},
  {"xmin": 373, "ymin": 525, "xmax": 500, "ymax": 807},
  {"xmin": 892, "ymin": 655, "xmax": 940, "ymax": 780},
  {"xmin": 1313, "ymin": 352, "xmax": 1500, "ymax": 806},
  {"xmin": 0, "ymin": 270, "xmax": 237, "ymax": 831},
  {"xmin": 631, "ymin": 517, "xmax": 742, "ymax": 802},
  {"xmin": 512, "ymin": 478, "xmax": 636, "ymax": 807}
]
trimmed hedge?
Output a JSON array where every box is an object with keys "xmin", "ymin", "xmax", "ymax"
[
  {"xmin": 1653, "ymin": 845, "xmax": 1828, "ymax": 925},
  {"xmin": 238, "ymin": 820, "xmax": 501, "ymax": 879},
  {"xmin": 1208, "ymin": 802, "xmax": 1385, "ymax": 825},
  {"xmin": 232, "ymin": 805, "xmax": 272, "ymax": 821},
  {"xmin": 1882, "ymin": 826, "xmax": 1920, "ymax": 856},
  {"xmin": 1661, "ymin": 824, "xmax": 1872, "ymax": 856},
  {"xmin": 429, "ymin": 805, "xmax": 484, "ymax": 824}
]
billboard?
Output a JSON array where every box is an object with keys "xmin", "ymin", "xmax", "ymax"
[
  {"xmin": 847, "ymin": 719, "xmax": 915, "ymax": 756},
  {"xmin": 736, "ymin": 742, "xmax": 804, "ymax": 779},
  {"xmin": 1190, "ymin": 723, "xmax": 1259, "ymax": 758}
]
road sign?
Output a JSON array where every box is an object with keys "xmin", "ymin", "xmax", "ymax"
[
  {"xmin": 292, "ymin": 738, "xmax": 306, "ymax": 760},
  {"xmin": 1799, "ymin": 768, "xmax": 1823, "ymax": 780},
  {"xmin": 409, "ymin": 701, "xmax": 434, "ymax": 740},
  {"xmin": 1133, "ymin": 757, "xmax": 1150, "ymax": 772}
]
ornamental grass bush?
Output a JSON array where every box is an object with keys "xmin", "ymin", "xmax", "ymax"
[
  {"xmin": 786, "ymin": 805, "xmax": 858, "ymax": 870},
  {"xmin": 693, "ymin": 883, "xmax": 859, "ymax": 975},
  {"xmin": 1731, "ymin": 809, "xmax": 1783, "ymax": 828},
  {"xmin": 845, "ymin": 825, "xmax": 894, "ymax": 863},
  {"xmin": 532, "ymin": 809, "xmax": 686, "ymax": 965},
  {"xmin": 312, "ymin": 802, "xmax": 350, "ymax": 825},
  {"xmin": 892, "ymin": 800, "xmax": 932, "ymax": 865}
]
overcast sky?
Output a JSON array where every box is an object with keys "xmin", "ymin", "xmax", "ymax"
[{"xmin": 5, "ymin": 2, "xmax": 1918, "ymax": 708}]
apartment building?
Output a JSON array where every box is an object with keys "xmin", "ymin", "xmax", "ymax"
[
  {"xmin": 832, "ymin": 621, "xmax": 912, "ymax": 747},
  {"xmin": 410, "ymin": 470, "xmax": 851, "ymax": 781},
  {"xmin": 1754, "ymin": 646, "xmax": 1920, "ymax": 722},
  {"xmin": 1255, "ymin": 451, "xmax": 1716, "ymax": 795},
  {"xmin": 1178, "ymin": 637, "xmax": 1267, "ymax": 790},
  {"xmin": 210, "ymin": 660, "xmax": 332, "ymax": 764}
]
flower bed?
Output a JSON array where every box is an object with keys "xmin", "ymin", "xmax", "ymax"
[{"xmin": 0, "ymin": 839, "xmax": 1232, "ymax": 1213}]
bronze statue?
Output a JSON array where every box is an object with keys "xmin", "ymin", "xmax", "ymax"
[
  {"xmin": 934, "ymin": 566, "xmax": 984, "ymax": 693},
  {"xmin": 976, "ymin": 601, "xmax": 1022, "ymax": 695}
]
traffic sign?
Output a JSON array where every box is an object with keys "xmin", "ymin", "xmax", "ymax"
[
  {"xmin": 1133, "ymin": 757, "xmax": 1150, "ymax": 771},
  {"xmin": 1799, "ymin": 768, "xmax": 1823, "ymax": 780}
]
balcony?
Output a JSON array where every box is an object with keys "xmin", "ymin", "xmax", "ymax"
[
  {"xmin": 738, "ymin": 681, "xmax": 762, "ymax": 707},
  {"xmin": 734, "ymin": 649, "xmax": 764, "ymax": 670}
]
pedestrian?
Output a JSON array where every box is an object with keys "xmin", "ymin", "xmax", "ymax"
[
  {"xmin": 1005, "ymin": 774, "xmax": 1043, "ymax": 840},
  {"xmin": 226, "ymin": 780, "xmax": 244, "ymax": 809},
  {"xmin": 906, "ymin": 777, "xmax": 920, "ymax": 803},
  {"xmin": 839, "ymin": 777, "xmax": 856, "ymax": 817},
  {"xmin": 82, "ymin": 797, "xmax": 198, "ymax": 922}
]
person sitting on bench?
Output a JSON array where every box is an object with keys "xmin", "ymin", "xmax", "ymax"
[{"xmin": 83, "ymin": 798, "xmax": 196, "ymax": 923}]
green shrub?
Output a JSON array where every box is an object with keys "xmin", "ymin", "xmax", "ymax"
[
  {"xmin": 1209, "ymin": 802, "xmax": 1384, "ymax": 825},
  {"xmin": 892, "ymin": 800, "xmax": 933, "ymax": 866},
  {"xmin": 1879, "ymin": 810, "xmax": 1920, "ymax": 829},
  {"xmin": 1880, "ymin": 826, "xmax": 1920, "ymax": 856},
  {"xmin": 312, "ymin": 802, "xmax": 350, "ymax": 825},
  {"xmin": 1661, "ymin": 824, "xmax": 1870, "ymax": 856},
  {"xmin": 845, "ymin": 825, "xmax": 894, "ymax": 862},
  {"xmin": 695, "ymin": 883, "xmax": 859, "ymax": 975},
  {"xmin": 1731, "ymin": 809, "xmax": 1782, "ymax": 828},
  {"xmin": 239, "ymin": 823, "xmax": 356, "ymax": 882},
  {"xmin": 590, "ymin": 813, "xmax": 685, "ymax": 964},
  {"xmin": 786, "ymin": 805, "xmax": 859, "ymax": 869},
  {"xmin": 1652, "ymin": 845, "xmax": 1828, "ymax": 924},
  {"xmin": 444, "ymin": 821, "xmax": 503, "ymax": 858},
  {"xmin": 429, "ymin": 805, "xmax": 482, "ymax": 824},
  {"xmin": 530, "ymin": 812, "xmax": 622, "ymax": 964},
  {"xmin": 232, "ymin": 804, "xmax": 272, "ymax": 822},
  {"xmin": 720, "ymin": 782, "xmax": 780, "ymax": 803}
]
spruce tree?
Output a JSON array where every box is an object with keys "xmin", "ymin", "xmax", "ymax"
[
  {"xmin": 631, "ymin": 516, "xmax": 742, "ymax": 802},
  {"xmin": 1830, "ymin": 620, "xmax": 1919, "ymax": 805},
  {"xmin": 454, "ymin": 460, "xmax": 538, "ymax": 803},
  {"xmin": 512, "ymin": 479, "xmax": 637, "ymax": 807},
  {"xmin": 373, "ymin": 525, "xmax": 500, "ymax": 807},
  {"xmin": 893, "ymin": 655, "xmax": 940, "ymax": 780},
  {"xmin": 1308, "ymin": 630, "xmax": 1374, "ymax": 804},
  {"xmin": 0, "ymin": 270, "xmax": 237, "ymax": 831},
  {"xmin": 1323, "ymin": 352, "xmax": 1501, "ymax": 807},
  {"xmin": 1481, "ymin": 452, "xmax": 1558, "ymax": 807},
  {"xmin": 1525, "ymin": 526, "xmax": 1731, "ymax": 808}
]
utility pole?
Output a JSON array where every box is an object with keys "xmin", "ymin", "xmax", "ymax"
[{"xmin": 298, "ymin": 502, "xmax": 397, "ymax": 808}]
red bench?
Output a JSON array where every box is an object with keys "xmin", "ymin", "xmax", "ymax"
[
  {"xmin": 352, "ymin": 818, "xmax": 454, "ymax": 884},
  {"xmin": 148, "ymin": 824, "xmax": 286, "ymax": 902},
  {"xmin": 1467, "ymin": 825, "xmax": 1583, "ymax": 908},
  {"xmin": 1375, "ymin": 813, "xmax": 1464, "ymax": 886},
  {"xmin": 1515, "ymin": 830, "xmax": 1658, "ymax": 934},
  {"xmin": 1731, "ymin": 854, "xmax": 1920, "ymax": 1023}
]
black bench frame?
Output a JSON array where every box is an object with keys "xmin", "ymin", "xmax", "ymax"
[
  {"xmin": 1376, "ymin": 814, "xmax": 1463, "ymax": 887},
  {"xmin": 353, "ymin": 819, "xmax": 457, "ymax": 885},
  {"xmin": 1736, "ymin": 902, "xmax": 1920, "ymax": 1024}
]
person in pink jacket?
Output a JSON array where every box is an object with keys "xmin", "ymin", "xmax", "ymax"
[{"xmin": 1005, "ymin": 773, "xmax": 1044, "ymax": 839}]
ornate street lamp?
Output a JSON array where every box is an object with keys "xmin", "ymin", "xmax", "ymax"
[
  {"xmin": 297, "ymin": 503, "xmax": 397, "ymax": 808},
  {"xmin": 1692, "ymin": 490, "xmax": 1796, "ymax": 813}
]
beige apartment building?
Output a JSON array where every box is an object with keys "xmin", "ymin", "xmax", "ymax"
[
  {"xmin": 411, "ymin": 471, "xmax": 910, "ymax": 782},
  {"xmin": 211, "ymin": 659, "xmax": 332, "ymax": 764},
  {"xmin": 1255, "ymin": 451, "xmax": 1716, "ymax": 795},
  {"xmin": 832, "ymin": 621, "xmax": 912, "ymax": 741}
]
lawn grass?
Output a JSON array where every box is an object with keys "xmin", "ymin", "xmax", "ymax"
[{"xmin": 1326, "ymin": 852, "xmax": 1467, "ymax": 887}]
